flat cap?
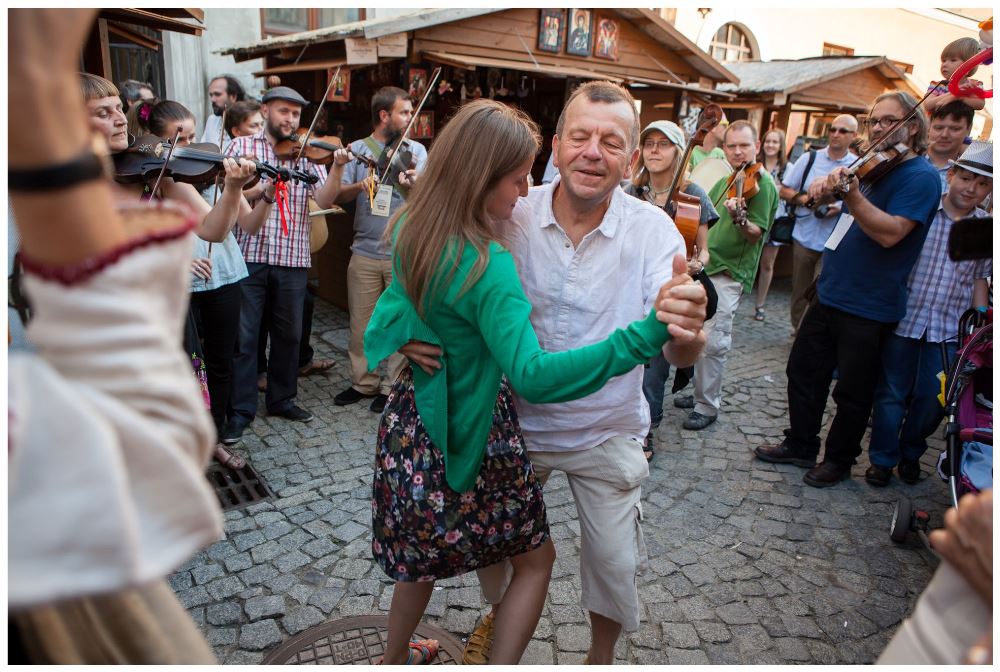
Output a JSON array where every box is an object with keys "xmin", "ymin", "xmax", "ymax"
[{"xmin": 261, "ymin": 86, "xmax": 308, "ymax": 106}]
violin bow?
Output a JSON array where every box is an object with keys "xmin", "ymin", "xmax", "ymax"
[
  {"xmin": 146, "ymin": 128, "xmax": 184, "ymax": 202},
  {"xmin": 208, "ymin": 106, "xmax": 228, "ymax": 256},
  {"xmin": 851, "ymin": 82, "xmax": 942, "ymax": 168},
  {"xmin": 293, "ymin": 66, "xmax": 342, "ymax": 166},
  {"xmin": 377, "ymin": 67, "xmax": 442, "ymax": 186}
]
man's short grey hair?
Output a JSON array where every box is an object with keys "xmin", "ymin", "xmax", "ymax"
[{"xmin": 555, "ymin": 80, "xmax": 640, "ymax": 149}]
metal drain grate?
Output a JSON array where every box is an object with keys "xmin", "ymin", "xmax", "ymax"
[
  {"xmin": 261, "ymin": 615, "xmax": 464, "ymax": 665},
  {"xmin": 205, "ymin": 461, "xmax": 273, "ymax": 511}
]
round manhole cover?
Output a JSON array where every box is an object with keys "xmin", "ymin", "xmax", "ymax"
[{"xmin": 261, "ymin": 615, "xmax": 465, "ymax": 665}]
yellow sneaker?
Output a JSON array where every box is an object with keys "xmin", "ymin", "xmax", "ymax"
[{"xmin": 462, "ymin": 611, "xmax": 496, "ymax": 664}]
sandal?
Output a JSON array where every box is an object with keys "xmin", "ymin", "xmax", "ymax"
[
  {"xmin": 298, "ymin": 358, "xmax": 335, "ymax": 377},
  {"xmin": 753, "ymin": 306, "xmax": 766, "ymax": 321},
  {"xmin": 378, "ymin": 638, "xmax": 439, "ymax": 665},
  {"xmin": 214, "ymin": 444, "xmax": 246, "ymax": 470},
  {"xmin": 643, "ymin": 431, "xmax": 655, "ymax": 462},
  {"xmin": 462, "ymin": 611, "xmax": 495, "ymax": 664}
]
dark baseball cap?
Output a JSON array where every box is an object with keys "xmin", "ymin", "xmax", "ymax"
[{"xmin": 261, "ymin": 86, "xmax": 308, "ymax": 106}]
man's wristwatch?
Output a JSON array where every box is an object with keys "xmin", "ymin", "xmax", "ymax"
[{"xmin": 261, "ymin": 191, "xmax": 275, "ymax": 205}]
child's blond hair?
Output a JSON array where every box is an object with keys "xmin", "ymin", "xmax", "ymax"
[{"xmin": 942, "ymin": 37, "xmax": 980, "ymax": 76}]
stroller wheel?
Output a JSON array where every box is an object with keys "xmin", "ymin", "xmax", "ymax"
[{"xmin": 890, "ymin": 498, "xmax": 913, "ymax": 543}]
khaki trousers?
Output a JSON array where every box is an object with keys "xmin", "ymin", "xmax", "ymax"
[
  {"xmin": 347, "ymin": 254, "xmax": 406, "ymax": 395},
  {"xmin": 693, "ymin": 272, "xmax": 744, "ymax": 418},
  {"xmin": 790, "ymin": 240, "xmax": 824, "ymax": 333},
  {"xmin": 477, "ymin": 436, "xmax": 650, "ymax": 632}
]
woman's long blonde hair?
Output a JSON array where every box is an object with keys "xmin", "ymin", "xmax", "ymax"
[{"xmin": 389, "ymin": 99, "xmax": 540, "ymax": 314}]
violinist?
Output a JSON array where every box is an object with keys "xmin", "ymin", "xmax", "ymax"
[
  {"xmin": 682, "ymin": 120, "xmax": 779, "ymax": 431},
  {"xmin": 623, "ymin": 120, "xmax": 717, "ymax": 448},
  {"xmin": 222, "ymin": 85, "xmax": 342, "ymax": 444},
  {"xmin": 328, "ymin": 86, "xmax": 428, "ymax": 413},
  {"xmin": 754, "ymin": 91, "xmax": 942, "ymax": 489},
  {"xmin": 106, "ymin": 94, "xmax": 268, "ymax": 470}
]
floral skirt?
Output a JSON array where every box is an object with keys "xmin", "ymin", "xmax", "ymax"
[{"xmin": 372, "ymin": 367, "xmax": 549, "ymax": 582}]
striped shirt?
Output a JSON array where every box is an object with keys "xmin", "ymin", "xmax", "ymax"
[
  {"xmin": 896, "ymin": 201, "xmax": 991, "ymax": 343},
  {"xmin": 226, "ymin": 131, "xmax": 328, "ymax": 268}
]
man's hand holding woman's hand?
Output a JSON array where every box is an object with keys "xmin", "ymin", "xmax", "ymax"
[{"xmin": 655, "ymin": 254, "xmax": 707, "ymax": 344}]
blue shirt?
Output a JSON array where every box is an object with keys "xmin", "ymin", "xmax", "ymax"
[
  {"xmin": 781, "ymin": 147, "xmax": 857, "ymax": 252},
  {"xmin": 817, "ymin": 155, "xmax": 942, "ymax": 323}
]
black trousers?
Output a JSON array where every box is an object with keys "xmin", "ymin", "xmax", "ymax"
[
  {"xmin": 785, "ymin": 301, "xmax": 895, "ymax": 465},
  {"xmin": 258, "ymin": 283, "xmax": 315, "ymax": 373},
  {"xmin": 189, "ymin": 282, "xmax": 242, "ymax": 433},
  {"xmin": 231, "ymin": 264, "xmax": 308, "ymax": 421}
]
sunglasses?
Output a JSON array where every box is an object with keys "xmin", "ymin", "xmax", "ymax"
[{"xmin": 829, "ymin": 127, "xmax": 854, "ymax": 135}]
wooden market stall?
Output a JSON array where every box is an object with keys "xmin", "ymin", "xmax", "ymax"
[
  {"xmin": 707, "ymin": 56, "xmax": 923, "ymax": 151},
  {"xmin": 217, "ymin": 8, "xmax": 738, "ymax": 309}
]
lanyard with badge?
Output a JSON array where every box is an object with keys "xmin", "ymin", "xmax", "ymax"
[{"xmin": 365, "ymin": 67, "xmax": 442, "ymax": 217}]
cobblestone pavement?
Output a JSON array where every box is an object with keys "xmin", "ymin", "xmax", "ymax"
[{"xmin": 173, "ymin": 279, "xmax": 951, "ymax": 664}]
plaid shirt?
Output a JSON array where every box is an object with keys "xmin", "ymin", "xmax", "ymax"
[
  {"xmin": 896, "ymin": 201, "xmax": 991, "ymax": 343},
  {"xmin": 225, "ymin": 131, "xmax": 328, "ymax": 268}
]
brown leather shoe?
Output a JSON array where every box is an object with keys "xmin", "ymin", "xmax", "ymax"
[
  {"xmin": 864, "ymin": 464, "xmax": 893, "ymax": 487},
  {"xmin": 803, "ymin": 460, "xmax": 852, "ymax": 488},
  {"xmin": 753, "ymin": 442, "xmax": 816, "ymax": 468}
]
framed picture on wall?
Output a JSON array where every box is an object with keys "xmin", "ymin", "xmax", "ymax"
[
  {"xmin": 412, "ymin": 111, "xmax": 434, "ymax": 139},
  {"xmin": 327, "ymin": 68, "xmax": 350, "ymax": 102},
  {"xmin": 537, "ymin": 9, "xmax": 565, "ymax": 54},
  {"xmin": 566, "ymin": 9, "xmax": 593, "ymax": 57},
  {"xmin": 593, "ymin": 15, "xmax": 620, "ymax": 61},
  {"xmin": 408, "ymin": 67, "xmax": 428, "ymax": 99}
]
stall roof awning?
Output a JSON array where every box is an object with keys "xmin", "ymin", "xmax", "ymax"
[
  {"xmin": 99, "ymin": 8, "xmax": 204, "ymax": 35},
  {"xmin": 423, "ymin": 51, "xmax": 623, "ymax": 83},
  {"xmin": 717, "ymin": 56, "xmax": 920, "ymax": 97},
  {"xmin": 216, "ymin": 8, "xmax": 737, "ymax": 86},
  {"xmin": 422, "ymin": 51, "xmax": 735, "ymax": 98}
]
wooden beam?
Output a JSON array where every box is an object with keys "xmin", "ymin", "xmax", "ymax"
[
  {"xmin": 775, "ymin": 101, "xmax": 793, "ymax": 132},
  {"xmin": 98, "ymin": 8, "xmax": 203, "ymax": 35},
  {"xmin": 81, "ymin": 17, "xmax": 112, "ymax": 79},
  {"xmin": 107, "ymin": 22, "xmax": 162, "ymax": 51}
]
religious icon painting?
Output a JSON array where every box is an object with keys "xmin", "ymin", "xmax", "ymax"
[
  {"xmin": 328, "ymin": 68, "xmax": 350, "ymax": 102},
  {"xmin": 412, "ymin": 111, "xmax": 434, "ymax": 139},
  {"xmin": 566, "ymin": 9, "xmax": 593, "ymax": 57},
  {"xmin": 537, "ymin": 9, "xmax": 565, "ymax": 54},
  {"xmin": 408, "ymin": 68, "xmax": 428, "ymax": 100},
  {"xmin": 593, "ymin": 15, "xmax": 620, "ymax": 61}
]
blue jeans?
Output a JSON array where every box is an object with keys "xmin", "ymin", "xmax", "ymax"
[
  {"xmin": 230, "ymin": 263, "xmax": 308, "ymax": 423},
  {"xmin": 642, "ymin": 352, "xmax": 671, "ymax": 428},
  {"xmin": 869, "ymin": 334, "xmax": 956, "ymax": 468}
]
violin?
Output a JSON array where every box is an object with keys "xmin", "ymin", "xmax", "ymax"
[
  {"xmin": 273, "ymin": 128, "xmax": 343, "ymax": 164},
  {"xmin": 663, "ymin": 104, "xmax": 723, "ymax": 256},
  {"xmin": 725, "ymin": 161, "xmax": 764, "ymax": 228},
  {"xmin": 115, "ymin": 135, "xmax": 319, "ymax": 188}
]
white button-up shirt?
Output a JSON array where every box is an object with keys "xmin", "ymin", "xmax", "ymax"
[{"xmin": 507, "ymin": 177, "xmax": 684, "ymax": 453}]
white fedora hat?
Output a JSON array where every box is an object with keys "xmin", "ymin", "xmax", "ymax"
[{"xmin": 949, "ymin": 140, "xmax": 993, "ymax": 179}]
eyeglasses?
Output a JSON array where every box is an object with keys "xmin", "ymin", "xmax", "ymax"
[
  {"xmin": 642, "ymin": 140, "xmax": 675, "ymax": 151},
  {"xmin": 866, "ymin": 117, "xmax": 903, "ymax": 129},
  {"xmin": 829, "ymin": 127, "xmax": 854, "ymax": 135}
]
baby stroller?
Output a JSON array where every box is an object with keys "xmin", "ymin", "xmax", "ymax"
[{"xmin": 889, "ymin": 307, "xmax": 993, "ymax": 544}]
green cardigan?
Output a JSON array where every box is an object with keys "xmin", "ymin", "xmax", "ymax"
[{"xmin": 364, "ymin": 238, "xmax": 671, "ymax": 492}]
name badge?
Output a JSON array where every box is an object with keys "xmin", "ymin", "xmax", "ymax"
[
  {"xmin": 824, "ymin": 214, "xmax": 854, "ymax": 251},
  {"xmin": 371, "ymin": 183, "xmax": 394, "ymax": 217}
]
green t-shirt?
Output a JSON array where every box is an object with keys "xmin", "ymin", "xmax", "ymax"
[
  {"xmin": 364, "ymin": 237, "xmax": 672, "ymax": 493},
  {"xmin": 689, "ymin": 146, "xmax": 726, "ymax": 169},
  {"xmin": 704, "ymin": 169, "xmax": 779, "ymax": 293}
]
